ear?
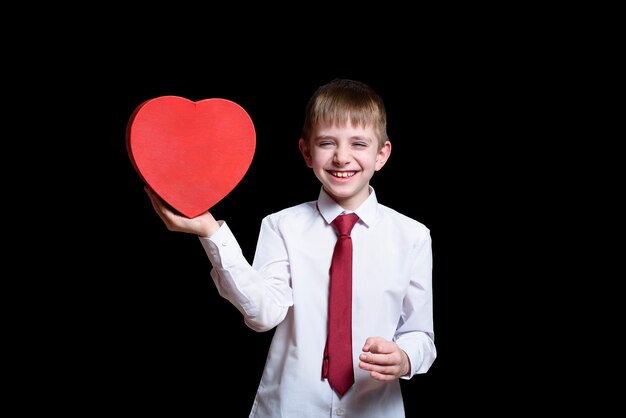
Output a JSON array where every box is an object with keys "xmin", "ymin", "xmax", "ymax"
[
  {"xmin": 375, "ymin": 140, "xmax": 392, "ymax": 171},
  {"xmin": 299, "ymin": 138, "xmax": 313, "ymax": 168}
]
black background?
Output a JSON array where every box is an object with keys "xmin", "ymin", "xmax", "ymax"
[{"xmin": 9, "ymin": 9, "xmax": 616, "ymax": 414}]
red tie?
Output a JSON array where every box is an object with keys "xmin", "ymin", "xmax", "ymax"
[{"xmin": 323, "ymin": 213, "xmax": 359, "ymax": 397}]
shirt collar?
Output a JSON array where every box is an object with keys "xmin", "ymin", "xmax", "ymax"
[{"xmin": 317, "ymin": 186, "xmax": 378, "ymax": 228}]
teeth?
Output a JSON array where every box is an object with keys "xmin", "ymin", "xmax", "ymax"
[{"xmin": 332, "ymin": 171, "xmax": 354, "ymax": 178}]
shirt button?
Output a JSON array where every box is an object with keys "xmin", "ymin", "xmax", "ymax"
[
  {"xmin": 221, "ymin": 239, "xmax": 230, "ymax": 246},
  {"xmin": 334, "ymin": 408, "xmax": 345, "ymax": 416}
]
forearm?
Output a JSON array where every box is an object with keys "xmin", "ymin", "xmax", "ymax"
[
  {"xmin": 210, "ymin": 265, "xmax": 289, "ymax": 332},
  {"xmin": 199, "ymin": 222, "xmax": 293, "ymax": 332}
]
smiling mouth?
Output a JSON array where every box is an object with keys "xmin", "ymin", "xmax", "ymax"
[{"xmin": 330, "ymin": 171, "xmax": 356, "ymax": 178}]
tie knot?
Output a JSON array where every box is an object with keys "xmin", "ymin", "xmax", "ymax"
[{"xmin": 332, "ymin": 213, "xmax": 359, "ymax": 236}]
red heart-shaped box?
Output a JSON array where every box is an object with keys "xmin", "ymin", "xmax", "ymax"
[{"xmin": 127, "ymin": 96, "xmax": 256, "ymax": 218}]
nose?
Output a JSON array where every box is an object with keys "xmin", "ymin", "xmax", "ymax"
[{"xmin": 333, "ymin": 145, "xmax": 351, "ymax": 165}]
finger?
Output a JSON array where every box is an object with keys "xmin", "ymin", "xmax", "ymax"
[
  {"xmin": 358, "ymin": 362, "xmax": 398, "ymax": 381},
  {"xmin": 362, "ymin": 336, "xmax": 388, "ymax": 353},
  {"xmin": 368, "ymin": 370, "xmax": 397, "ymax": 381}
]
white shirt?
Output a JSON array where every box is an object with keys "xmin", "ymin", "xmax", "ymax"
[{"xmin": 200, "ymin": 187, "xmax": 436, "ymax": 418}]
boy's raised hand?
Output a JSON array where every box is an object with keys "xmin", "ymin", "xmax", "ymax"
[{"xmin": 145, "ymin": 186, "xmax": 220, "ymax": 238}]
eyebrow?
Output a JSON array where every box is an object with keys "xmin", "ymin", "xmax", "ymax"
[{"xmin": 314, "ymin": 135, "xmax": 372, "ymax": 142}]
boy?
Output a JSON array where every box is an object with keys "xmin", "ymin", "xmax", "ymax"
[{"xmin": 145, "ymin": 78, "xmax": 436, "ymax": 417}]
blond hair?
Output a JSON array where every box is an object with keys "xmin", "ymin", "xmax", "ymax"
[{"xmin": 301, "ymin": 79, "xmax": 388, "ymax": 149}]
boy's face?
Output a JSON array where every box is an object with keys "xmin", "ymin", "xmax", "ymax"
[{"xmin": 299, "ymin": 122, "xmax": 391, "ymax": 210}]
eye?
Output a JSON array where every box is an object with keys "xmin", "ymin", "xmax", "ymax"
[
  {"xmin": 353, "ymin": 142, "xmax": 368, "ymax": 148},
  {"xmin": 318, "ymin": 141, "xmax": 334, "ymax": 147}
]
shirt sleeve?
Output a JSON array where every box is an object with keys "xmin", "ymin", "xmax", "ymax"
[
  {"xmin": 198, "ymin": 219, "xmax": 293, "ymax": 332},
  {"xmin": 395, "ymin": 228, "xmax": 437, "ymax": 378}
]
